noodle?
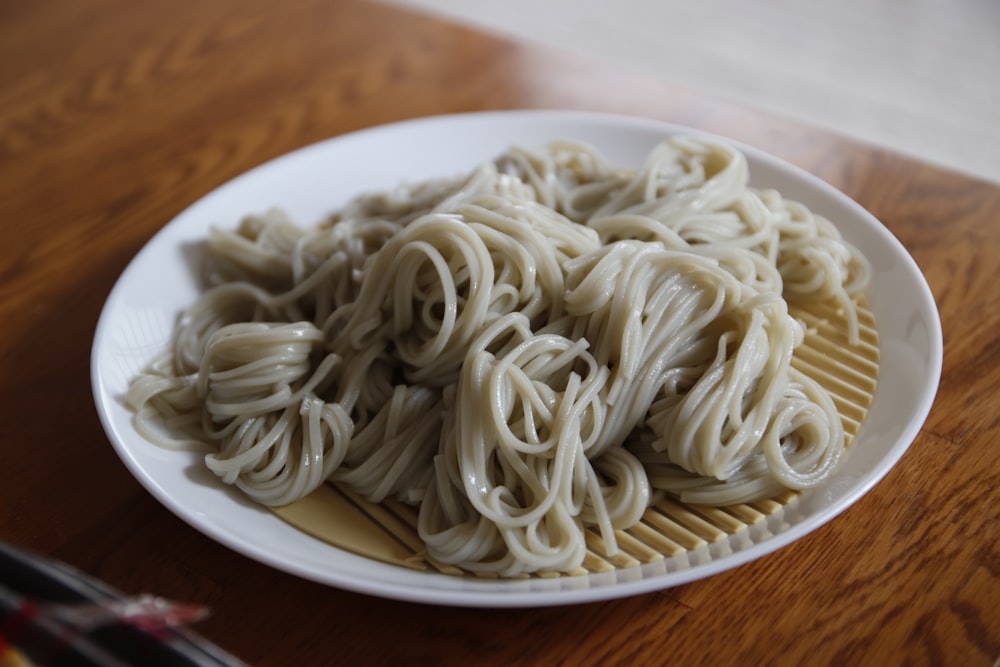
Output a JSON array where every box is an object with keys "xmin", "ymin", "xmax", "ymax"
[{"xmin": 127, "ymin": 136, "xmax": 871, "ymax": 575}]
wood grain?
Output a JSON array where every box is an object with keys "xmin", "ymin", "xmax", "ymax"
[{"xmin": 2, "ymin": 0, "xmax": 998, "ymax": 665}]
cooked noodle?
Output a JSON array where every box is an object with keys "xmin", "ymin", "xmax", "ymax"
[{"xmin": 127, "ymin": 136, "xmax": 871, "ymax": 575}]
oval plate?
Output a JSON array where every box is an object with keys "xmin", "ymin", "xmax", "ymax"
[{"xmin": 91, "ymin": 110, "xmax": 942, "ymax": 607}]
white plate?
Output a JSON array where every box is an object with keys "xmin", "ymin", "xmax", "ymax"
[{"xmin": 91, "ymin": 110, "xmax": 942, "ymax": 607}]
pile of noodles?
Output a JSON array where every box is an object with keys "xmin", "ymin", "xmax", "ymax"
[{"xmin": 127, "ymin": 136, "xmax": 870, "ymax": 575}]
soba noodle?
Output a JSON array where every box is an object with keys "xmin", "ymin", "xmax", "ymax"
[{"xmin": 127, "ymin": 136, "xmax": 871, "ymax": 575}]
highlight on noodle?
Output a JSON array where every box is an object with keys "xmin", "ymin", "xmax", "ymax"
[{"xmin": 127, "ymin": 135, "xmax": 872, "ymax": 576}]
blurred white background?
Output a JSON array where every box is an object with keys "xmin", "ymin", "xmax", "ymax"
[{"xmin": 388, "ymin": 0, "xmax": 1000, "ymax": 183}]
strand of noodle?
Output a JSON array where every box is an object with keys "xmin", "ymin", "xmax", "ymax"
[
  {"xmin": 330, "ymin": 384, "xmax": 442, "ymax": 502},
  {"xmin": 584, "ymin": 445, "xmax": 650, "ymax": 531},
  {"xmin": 759, "ymin": 368, "xmax": 844, "ymax": 488}
]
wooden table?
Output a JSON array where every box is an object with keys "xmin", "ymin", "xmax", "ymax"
[{"xmin": 2, "ymin": 0, "xmax": 997, "ymax": 664}]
